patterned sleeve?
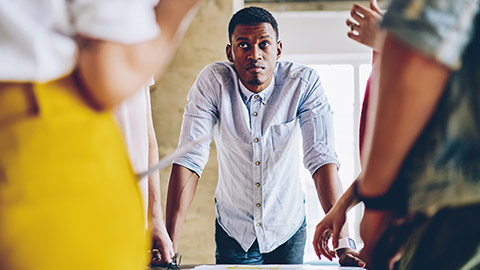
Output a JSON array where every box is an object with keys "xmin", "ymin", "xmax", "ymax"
[
  {"xmin": 173, "ymin": 65, "xmax": 220, "ymax": 178},
  {"xmin": 298, "ymin": 68, "xmax": 340, "ymax": 175},
  {"xmin": 382, "ymin": 0, "xmax": 479, "ymax": 69}
]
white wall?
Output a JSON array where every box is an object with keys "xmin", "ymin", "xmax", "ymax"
[{"xmin": 274, "ymin": 11, "xmax": 371, "ymax": 58}]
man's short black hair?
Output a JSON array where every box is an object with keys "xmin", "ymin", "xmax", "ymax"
[{"xmin": 228, "ymin": 6, "xmax": 279, "ymax": 43}]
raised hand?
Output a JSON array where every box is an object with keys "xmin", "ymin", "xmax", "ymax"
[{"xmin": 346, "ymin": 0, "xmax": 385, "ymax": 51}]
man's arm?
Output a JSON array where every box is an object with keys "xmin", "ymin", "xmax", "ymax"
[
  {"xmin": 77, "ymin": 0, "xmax": 202, "ymax": 109},
  {"xmin": 358, "ymin": 33, "xmax": 450, "ymax": 264},
  {"xmin": 145, "ymin": 89, "xmax": 175, "ymax": 264},
  {"xmin": 312, "ymin": 164, "xmax": 364, "ymax": 266},
  {"xmin": 165, "ymin": 164, "xmax": 200, "ymax": 251},
  {"xmin": 312, "ymin": 164, "xmax": 345, "ymax": 231},
  {"xmin": 313, "ymin": 179, "xmax": 360, "ymax": 258}
]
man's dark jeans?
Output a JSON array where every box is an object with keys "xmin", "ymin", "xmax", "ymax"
[{"xmin": 215, "ymin": 218, "xmax": 306, "ymax": 264}]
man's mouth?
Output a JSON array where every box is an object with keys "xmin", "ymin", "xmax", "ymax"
[{"xmin": 247, "ymin": 64, "xmax": 264, "ymax": 73}]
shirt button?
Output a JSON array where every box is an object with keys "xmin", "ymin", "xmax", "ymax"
[
  {"xmin": 255, "ymin": 182, "xmax": 260, "ymax": 187},
  {"xmin": 255, "ymin": 161, "xmax": 260, "ymax": 166},
  {"xmin": 254, "ymin": 95, "xmax": 259, "ymax": 99},
  {"xmin": 256, "ymin": 203, "xmax": 261, "ymax": 207},
  {"xmin": 253, "ymin": 112, "xmax": 258, "ymax": 116},
  {"xmin": 253, "ymin": 138, "xmax": 259, "ymax": 142}
]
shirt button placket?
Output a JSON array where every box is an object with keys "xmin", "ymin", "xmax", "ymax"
[{"xmin": 251, "ymin": 94, "xmax": 263, "ymax": 233}]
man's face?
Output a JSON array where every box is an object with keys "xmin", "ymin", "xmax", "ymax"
[{"xmin": 226, "ymin": 23, "xmax": 282, "ymax": 93}]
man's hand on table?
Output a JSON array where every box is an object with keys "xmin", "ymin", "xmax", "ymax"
[
  {"xmin": 337, "ymin": 248, "xmax": 366, "ymax": 268},
  {"xmin": 150, "ymin": 223, "xmax": 175, "ymax": 266}
]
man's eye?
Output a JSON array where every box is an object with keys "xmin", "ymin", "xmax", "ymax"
[
  {"xmin": 238, "ymin": 43, "xmax": 248, "ymax": 49},
  {"xmin": 260, "ymin": 41, "xmax": 270, "ymax": 48}
]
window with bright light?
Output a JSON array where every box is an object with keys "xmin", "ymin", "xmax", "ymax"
[{"xmin": 300, "ymin": 62, "xmax": 372, "ymax": 264}]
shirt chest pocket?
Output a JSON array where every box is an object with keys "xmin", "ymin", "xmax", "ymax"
[{"xmin": 270, "ymin": 118, "xmax": 299, "ymax": 153}]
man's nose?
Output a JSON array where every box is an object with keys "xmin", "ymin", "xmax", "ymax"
[{"xmin": 248, "ymin": 45, "xmax": 262, "ymax": 61}]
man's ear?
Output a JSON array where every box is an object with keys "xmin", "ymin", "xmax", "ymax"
[
  {"xmin": 226, "ymin": 44, "xmax": 234, "ymax": 62},
  {"xmin": 276, "ymin": 41, "xmax": 283, "ymax": 60}
]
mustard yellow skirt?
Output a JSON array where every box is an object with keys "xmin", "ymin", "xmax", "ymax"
[{"xmin": 0, "ymin": 76, "xmax": 146, "ymax": 270}]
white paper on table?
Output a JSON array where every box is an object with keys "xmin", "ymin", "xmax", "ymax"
[
  {"xmin": 192, "ymin": 265, "xmax": 313, "ymax": 270},
  {"xmin": 191, "ymin": 265, "xmax": 365, "ymax": 270}
]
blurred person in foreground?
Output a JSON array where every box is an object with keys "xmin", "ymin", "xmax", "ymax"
[
  {"xmin": 346, "ymin": 0, "xmax": 385, "ymax": 155},
  {"xmin": 313, "ymin": 0, "xmax": 480, "ymax": 269},
  {"xmin": 114, "ymin": 79, "xmax": 175, "ymax": 266},
  {"xmin": 0, "ymin": 0, "xmax": 201, "ymax": 269}
]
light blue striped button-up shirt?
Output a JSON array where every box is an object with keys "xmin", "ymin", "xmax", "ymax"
[{"xmin": 173, "ymin": 61, "xmax": 339, "ymax": 253}]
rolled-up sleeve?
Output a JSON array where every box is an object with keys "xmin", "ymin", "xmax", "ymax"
[
  {"xmin": 298, "ymin": 69, "xmax": 339, "ymax": 175},
  {"xmin": 71, "ymin": 0, "xmax": 160, "ymax": 44},
  {"xmin": 382, "ymin": 0, "xmax": 479, "ymax": 69},
  {"xmin": 173, "ymin": 66, "xmax": 220, "ymax": 177}
]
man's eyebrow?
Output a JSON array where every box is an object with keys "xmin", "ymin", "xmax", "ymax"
[
  {"xmin": 235, "ymin": 37, "xmax": 248, "ymax": 42},
  {"xmin": 235, "ymin": 35, "xmax": 273, "ymax": 42}
]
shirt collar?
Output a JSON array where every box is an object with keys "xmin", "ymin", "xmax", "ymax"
[{"xmin": 239, "ymin": 75, "xmax": 275, "ymax": 105}]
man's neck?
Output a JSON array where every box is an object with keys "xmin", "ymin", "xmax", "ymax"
[{"xmin": 241, "ymin": 77, "xmax": 274, "ymax": 93}]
